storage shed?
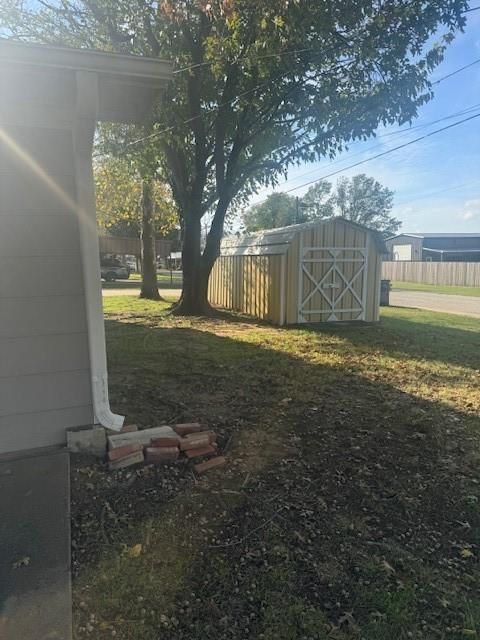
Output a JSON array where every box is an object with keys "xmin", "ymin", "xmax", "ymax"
[{"xmin": 208, "ymin": 218, "xmax": 384, "ymax": 325}]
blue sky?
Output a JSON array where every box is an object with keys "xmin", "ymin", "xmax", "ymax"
[{"xmin": 249, "ymin": 10, "xmax": 480, "ymax": 233}]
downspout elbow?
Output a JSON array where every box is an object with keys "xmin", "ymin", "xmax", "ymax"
[{"xmin": 92, "ymin": 374, "xmax": 124, "ymax": 431}]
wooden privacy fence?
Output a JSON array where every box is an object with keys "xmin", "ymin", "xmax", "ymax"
[
  {"xmin": 99, "ymin": 236, "xmax": 172, "ymax": 257},
  {"xmin": 382, "ymin": 261, "xmax": 480, "ymax": 287}
]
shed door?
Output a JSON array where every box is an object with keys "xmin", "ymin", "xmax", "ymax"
[{"xmin": 298, "ymin": 246, "xmax": 368, "ymax": 322}]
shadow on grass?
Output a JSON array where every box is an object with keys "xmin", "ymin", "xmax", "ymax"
[
  {"xmin": 72, "ymin": 318, "xmax": 480, "ymax": 640},
  {"xmin": 204, "ymin": 305, "xmax": 480, "ymax": 371}
]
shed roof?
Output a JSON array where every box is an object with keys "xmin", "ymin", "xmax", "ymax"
[{"xmin": 221, "ymin": 218, "xmax": 385, "ymax": 257}]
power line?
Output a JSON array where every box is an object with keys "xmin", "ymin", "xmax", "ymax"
[
  {"xmin": 395, "ymin": 179, "xmax": 480, "ymax": 207},
  {"xmin": 126, "ymin": 77, "xmax": 275, "ymax": 148},
  {"xmin": 265, "ymin": 102, "xmax": 480, "ymax": 190},
  {"xmin": 276, "ymin": 112, "xmax": 480, "ymax": 196},
  {"xmin": 126, "ymin": 55, "xmax": 356, "ymax": 148},
  {"xmin": 432, "ymin": 57, "xmax": 480, "ymax": 84},
  {"xmin": 173, "ymin": 45, "xmax": 321, "ymax": 75},
  {"xmin": 126, "ymin": 55, "xmax": 480, "ymax": 150}
]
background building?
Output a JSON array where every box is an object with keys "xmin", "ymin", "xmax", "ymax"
[{"xmin": 386, "ymin": 233, "xmax": 480, "ymax": 262}]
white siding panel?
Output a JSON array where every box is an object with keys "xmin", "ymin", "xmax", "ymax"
[
  {"xmin": 0, "ymin": 296, "xmax": 87, "ymax": 338},
  {"xmin": 0, "ymin": 333, "xmax": 90, "ymax": 378},
  {"xmin": 0, "ymin": 214, "xmax": 80, "ymax": 257},
  {"xmin": 0, "ymin": 256, "xmax": 84, "ymax": 298},
  {"xmin": 0, "ymin": 126, "xmax": 75, "ymax": 176},
  {"xmin": 0, "ymin": 405, "xmax": 94, "ymax": 455},
  {"xmin": 0, "ymin": 370, "xmax": 91, "ymax": 418},
  {"xmin": 0, "ymin": 172, "xmax": 77, "ymax": 215}
]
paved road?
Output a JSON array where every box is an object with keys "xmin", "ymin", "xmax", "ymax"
[
  {"xmin": 102, "ymin": 287, "xmax": 182, "ymax": 299},
  {"xmin": 390, "ymin": 290, "xmax": 480, "ymax": 318}
]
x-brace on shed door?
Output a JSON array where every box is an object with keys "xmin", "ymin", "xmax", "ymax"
[{"xmin": 298, "ymin": 246, "xmax": 368, "ymax": 322}]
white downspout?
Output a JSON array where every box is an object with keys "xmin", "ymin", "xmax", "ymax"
[{"xmin": 74, "ymin": 70, "xmax": 124, "ymax": 431}]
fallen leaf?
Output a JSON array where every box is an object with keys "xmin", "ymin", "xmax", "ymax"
[
  {"xmin": 460, "ymin": 548, "xmax": 474, "ymax": 559},
  {"xmin": 381, "ymin": 559, "xmax": 396, "ymax": 574},
  {"xmin": 128, "ymin": 544, "xmax": 143, "ymax": 558}
]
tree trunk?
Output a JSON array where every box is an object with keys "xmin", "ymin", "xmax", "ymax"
[
  {"xmin": 173, "ymin": 214, "xmax": 213, "ymax": 315},
  {"xmin": 173, "ymin": 197, "xmax": 229, "ymax": 316},
  {"xmin": 140, "ymin": 178, "xmax": 162, "ymax": 301}
]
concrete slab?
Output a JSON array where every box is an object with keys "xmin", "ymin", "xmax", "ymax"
[
  {"xmin": 0, "ymin": 447, "xmax": 71, "ymax": 640},
  {"xmin": 67, "ymin": 424, "xmax": 106, "ymax": 456}
]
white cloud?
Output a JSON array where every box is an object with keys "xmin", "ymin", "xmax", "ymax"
[{"xmin": 460, "ymin": 199, "xmax": 480, "ymax": 221}]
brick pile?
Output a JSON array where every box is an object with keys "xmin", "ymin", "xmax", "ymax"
[{"xmin": 107, "ymin": 423, "xmax": 226, "ymax": 475}]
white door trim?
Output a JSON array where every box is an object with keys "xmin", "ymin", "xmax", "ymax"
[{"xmin": 298, "ymin": 246, "xmax": 368, "ymax": 323}]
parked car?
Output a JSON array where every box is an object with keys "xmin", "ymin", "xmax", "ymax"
[
  {"xmin": 125, "ymin": 256, "xmax": 137, "ymax": 272},
  {"xmin": 100, "ymin": 257, "xmax": 130, "ymax": 282}
]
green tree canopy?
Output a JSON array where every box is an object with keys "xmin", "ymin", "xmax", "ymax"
[
  {"xmin": 242, "ymin": 193, "xmax": 298, "ymax": 232},
  {"xmin": 330, "ymin": 174, "xmax": 399, "ymax": 235},
  {"xmin": 94, "ymin": 156, "xmax": 178, "ymax": 238},
  {"xmin": 242, "ymin": 174, "xmax": 399, "ymax": 235},
  {"xmin": 1, "ymin": 0, "xmax": 467, "ymax": 313}
]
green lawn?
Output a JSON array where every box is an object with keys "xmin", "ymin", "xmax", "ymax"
[
  {"xmin": 73, "ymin": 300, "xmax": 480, "ymax": 640},
  {"xmin": 392, "ymin": 280, "xmax": 480, "ymax": 297}
]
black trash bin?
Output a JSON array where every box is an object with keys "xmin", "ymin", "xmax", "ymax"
[{"xmin": 380, "ymin": 279, "xmax": 391, "ymax": 306}]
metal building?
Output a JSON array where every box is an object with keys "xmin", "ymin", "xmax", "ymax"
[
  {"xmin": 209, "ymin": 218, "xmax": 385, "ymax": 325},
  {"xmin": 385, "ymin": 233, "xmax": 480, "ymax": 262}
]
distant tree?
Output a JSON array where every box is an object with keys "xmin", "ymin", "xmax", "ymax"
[
  {"xmin": 242, "ymin": 174, "xmax": 398, "ymax": 235},
  {"xmin": 330, "ymin": 174, "xmax": 399, "ymax": 236},
  {"xmin": 242, "ymin": 193, "xmax": 298, "ymax": 232},
  {"xmin": 94, "ymin": 156, "xmax": 178, "ymax": 299},
  {"xmin": 95, "ymin": 157, "xmax": 177, "ymax": 237},
  {"xmin": 299, "ymin": 180, "xmax": 335, "ymax": 220}
]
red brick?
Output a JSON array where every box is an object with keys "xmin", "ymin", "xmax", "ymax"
[
  {"xmin": 174, "ymin": 423, "xmax": 203, "ymax": 436},
  {"xmin": 185, "ymin": 430, "xmax": 217, "ymax": 444},
  {"xmin": 179, "ymin": 435, "xmax": 210, "ymax": 451},
  {"xmin": 150, "ymin": 436, "xmax": 180, "ymax": 448},
  {"xmin": 194, "ymin": 456, "xmax": 226, "ymax": 475},
  {"xmin": 108, "ymin": 443, "xmax": 143, "ymax": 462},
  {"xmin": 184, "ymin": 444, "xmax": 216, "ymax": 459},
  {"xmin": 145, "ymin": 446, "xmax": 179, "ymax": 464}
]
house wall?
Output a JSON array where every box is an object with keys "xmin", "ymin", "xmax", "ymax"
[{"xmin": 0, "ymin": 65, "xmax": 94, "ymax": 454}]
